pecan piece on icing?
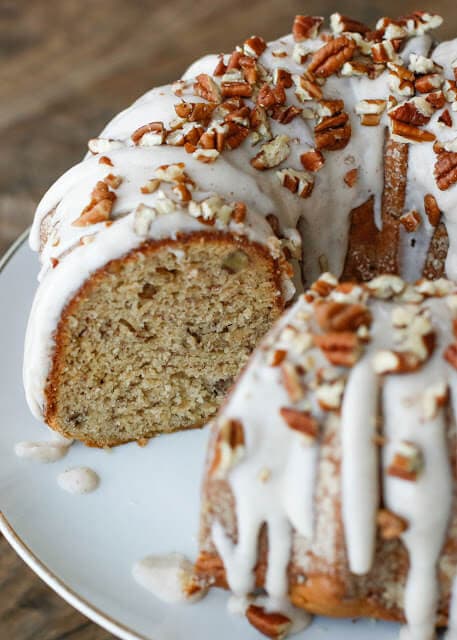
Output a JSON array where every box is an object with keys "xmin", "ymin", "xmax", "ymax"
[
  {"xmin": 434, "ymin": 151, "xmax": 457, "ymax": 191},
  {"xmin": 307, "ymin": 36, "xmax": 356, "ymax": 77},
  {"xmin": 72, "ymin": 181, "xmax": 116, "ymax": 227},
  {"xmin": 292, "ymin": 15, "xmax": 324, "ymax": 41},
  {"xmin": 313, "ymin": 331, "xmax": 362, "ymax": 366}
]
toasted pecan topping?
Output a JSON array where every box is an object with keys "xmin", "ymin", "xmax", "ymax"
[
  {"xmin": 330, "ymin": 13, "xmax": 370, "ymax": 34},
  {"xmin": 209, "ymin": 418, "xmax": 245, "ymax": 477},
  {"xmin": 251, "ymin": 135, "xmax": 290, "ymax": 170},
  {"xmin": 131, "ymin": 122, "xmax": 165, "ymax": 146},
  {"xmin": 246, "ymin": 605, "xmax": 292, "ymax": 640},
  {"xmin": 280, "ymin": 407, "xmax": 319, "ymax": 440},
  {"xmin": 243, "ymin": 35, "xmax": 267, "ymax": 57},
  {"xmin": 377, "ymin": 509, "xmax": 408, "ymax": 540},
  {"xmin": 292, "ymin": 15, "xmax": 324, "ymax": 41},
  {"xmin": 300, "ymin": 149, "xmax": 325, "ymax": 172},
  {"xmin": 308, "ymin": 36, "xmax": 356, "ymax": 77},
  {"xmin": 193, "ymin": 73, "xmax": 221, "ymax": 103},
  {"xmin": 438, "ymin": 109, "xmax": 453, "ymax": 127},
  {"xmin": 281, "ymin": 362, "xmax": 305, "ymax": 402},
  {"xmin": 313, "ymin": 332, "xmax": 362, "ymax": 367},
  {"xmin": 276, "ymin": 168, "xmax": 314, "ymax": 198},
  {"xmin": 344, "ymin": 168, "xmax": 358, "ymax": 187},
  {"xmin": 399, "ymin": 210, "xmax": 421, "ymax": 232},
  {"xmin": 315, "ymin": 301, "xmax": 372, "ymax": 332},
  {"xmin": 72, "ymin": 181, "xmax": 116, "ymax": 227},
  {"xmin": 434, "ymin": 151, "xmax": 457, "ymax": 191},
  {"xmin": 390, "ymin": 120, "xmax": 435, "ymax": 144},
  {"xmin": 257, "ymin": 83, "xmax": 287, "ymax": 108},
  {"xmin": 387, "ymin": 441, "xmax": 423, "ymax": 481},
  {"xmin": 174, "ymin": 101, "xmax": 216, "ymax": 124},
  {"xmin": 424, "ymin": 194, "xmax": 441, "ymax": 226},
  {"xmin": 267, "ymin": 349, "xmax": 287, "ymax": 367}
]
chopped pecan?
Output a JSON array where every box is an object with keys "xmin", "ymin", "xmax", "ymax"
[
  {"xmin": 377, "ymin": 509, "xmax": 408, "ymax": 539},
  {"xmin": 387, "ymin": 441, "xmax": 423, "ymax": 481},
  {"xmin": 213, "ymin": 55, "xmax": 227, "ymax": 76},
  {"xmin": 192, "ymin": 148, "xmax": 220, "ymax": 163},
  {"xmin": 438, "ymin": 109, "xmax": 453, "ymax": 127},
  {"xmin": 221, "ymin": 81, "xmax": 253, "ymax": 98},
  {"xmin": 315, "ymin": 301, "xmax": 371, "ymax": 332},
  {"xmin": 424, "ymin": 194, "xmax": 441, "ymax": 226},
  {"xmin": 426, "ymin": 91, "xmax": 446, "ymax": 109},
  {"xmin": 356, "ymin": 96, "xmax": 385, "ymax": 122},
  {"xmin": 415, "ymin": 73, "xmax": 444, "ymax": 94},
  {"xmin": 434, "ymin": 151, "xmax": 457, "ymax": 190},
  {"xmin": 99, "ymin": 155, "xmax": 113, "ymax": 166},
  {"xmin": 140, "ymin": 178, "xmax": 160, "ymax": 194},
  {"xmin": 313, "ymin": 332, "xmax": 362, "ymax": 366},
  {"xmin": 246, "ymin": 605, "xmax": 292, "ymax": 640},
  {"xmin": 292, "ymin": 15, "xmax": 324, "ymax": 41},
  {"xmin": 388, "ymin": 63, "xmax": 415, "ymax": 97},
  {"xmin": 131, "ymin": 121, "xmax": 165, "ymax": 146},
  {"xmin": 269, "ymin": 105, "xmax": 302, "ymax": 124},
  {"xmin": 272, "ymin": 68, "xmax": 293, "ymax": 88},
  {"xmin": 72, "ymin": 181, "xmax": 116, "ymax": 227},
  {"xmin": 300, "ymin": 149, "xmax": 325, "ymax": 172},
  {"xmin": 400, "ymin": 210, "xmax": 421, "ymax": 232},
  {"xmin": 293, "ymin": 73, "xmax": 323, "ymax": 101},
  {"xmin": 193, "ymin": 74, "xmax": 221, "ymax": 103},
  {"xmin": 311, "ymin": 272, "xmax": 338, "ymax": 297},
  {"xmin": 209, "ymin": 418, "xmax": 245, "ymax": 477},
  {"xmin": 390, "ymin": 120, "xmax": 436, "ymax": 144},
  {"xmin": 280, "ymin": 407, "xmax": 319, "ymax": 440},
  {"xmin": 232, "ymin": 201, "xmax": 247, "ymax": 223},
  {"xmin": 174, "ymin": 101, "xmax": 216, "ymax": 124},
  {"xmin": 87, "ymin": 138, "xmax": 123, "ymax": 154},
  {"xmin": 281, "ymin": 362, "xmax": 305, "ymax": 402},
  {"xmin": 330, "ymin": 13, "xmax": 370, "ymax": 34},
  {"xmin": 307, "ymin": 36, "xmax": 356, "ymax": 77},
  {"xmin": 371, "ymin": 40, "xmax": 400, "ymax": 63},
  {"xmin": 267, "ymin": 349, "xmax": 287, "ymax": 366},
  {"xmin": 373, "ymin": 348, "xmax": 427, "ymax": 374},
  {"xmin": 251, "ymin": 135, "xmax": 290, "ymax": 170},
  {"xmin": 344, "ymin": 168, "xmax": 358, "ymax": 187},
  {"xmin": 276, "ymin": 168, "xmax": 314, "ymax": 198},
  {"xmin": 388, "ymin": 97, "xmax": 433, "ymax": 126},
  {"xmin": 243, "ymin": 35, "xmax": 267, "ymax": 57},
  {"xmin": 315, "ymin": 117, "xmax": 351, "ymax": 151},
  {"xmin": 257, "ymin": 83, "xmax": 286, "ymax": 108},
  {"xmin": 103, "ymin": 173, "xmax": 122, "ymax": 189}
]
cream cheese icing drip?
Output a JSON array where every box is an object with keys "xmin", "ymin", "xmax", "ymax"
[
  {"xmin": 206, "ymin": 273, "xmax": 457, "ymax": 638},
  {"xmin": 25, "ymin": 12, "xmax": 457, "ymax": 421}
]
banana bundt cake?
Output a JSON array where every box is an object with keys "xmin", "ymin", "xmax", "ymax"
[{"xmin": 24, "ymin": 9, "xmax": 457, "ymax": 454}]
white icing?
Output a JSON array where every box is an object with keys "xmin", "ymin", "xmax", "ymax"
[
  {"xmin": 341, "ymin": 358, "xmax": 379, "ymax": 575},
  {"xmin": 208, "ymin": 285, "xmax": 457, "ymax": 639},
  {"xmin": 14, "ymin": 439, "xmax": 71, "ymax": 463},
  {"xmin": 132, "ymin": 553, "xmax": 205, "ymax": 603},
  {"xmin": 57, "ymin": 467, "xmax": 99, "ymax": 494}
]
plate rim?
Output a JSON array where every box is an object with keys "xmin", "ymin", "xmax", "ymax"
[{"xmin": 0, "ymin": 228, "xmax": 147, "ymax": 640}]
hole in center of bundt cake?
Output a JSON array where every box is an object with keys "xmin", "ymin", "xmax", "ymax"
[{"xmin": 44, "ymin": 234, "xmax": 284, "ymax": 446}]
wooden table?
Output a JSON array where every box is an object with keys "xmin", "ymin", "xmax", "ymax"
[{"xmin": 0, "ymin": 1, "xmax": 455, "ymax": 637}]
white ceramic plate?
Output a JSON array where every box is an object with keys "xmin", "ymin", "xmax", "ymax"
[{"xmin": 0, "ymin": 231, "xmax": 399, "ymax": 640}]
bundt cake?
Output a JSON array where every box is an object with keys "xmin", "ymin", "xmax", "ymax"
[
  {"xmin": 196, "ymin": 272, "xmax": 457, "ymax": 639},
  {"xmin": 24, "ymin": 9, "xmax": 457, "ymax": 450}
]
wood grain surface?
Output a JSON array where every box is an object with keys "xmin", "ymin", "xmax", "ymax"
[{"xmin": 0, "ymin": 1, "xmax": 455, "ymax": 638}]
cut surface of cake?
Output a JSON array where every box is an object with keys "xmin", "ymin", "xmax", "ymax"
[
  {"xmin": 196, "ymin": 272, "xmax": 457, "ymax": 639},
  {"xmin": 24, "ymin": 9, "xmax": 457, "ymax": 447}
]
